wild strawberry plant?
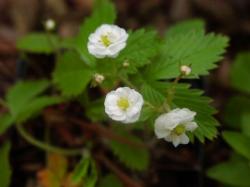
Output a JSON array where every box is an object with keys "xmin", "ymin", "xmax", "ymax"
[{"xmin": 0, "ymin": 0, "xmax": 229, "ymax": 186}]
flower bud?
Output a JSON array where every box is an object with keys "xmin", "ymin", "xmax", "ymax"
[
  {"xmin": 180, "ymin": 65, "xmax": 191, "ymax": 76},
  {"xmin": 44, "ymin": 19, "xmax": 56, "ymax": 31},
  {"xmin": 94, "ymin": 73, "xmax": 105, "ymax": 84},
  {"xmin": 123, "ymin": 61, "xmax": 130, "ymax": 67}
]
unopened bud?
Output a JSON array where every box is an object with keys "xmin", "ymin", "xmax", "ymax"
[
  {"xmin": 123, "ymin": 61, "xmax": 130, "ymax": 67},
  {"xmin": 44, "ymin": 19, "xmax": 56, "ymax": 31},
  {"xmin": 94, "ymin": 73, "xmax": 105, "ymax": 84},
  {"xmin": 180, "ymin": 65, "xmax": 191, "ymax": 76}
]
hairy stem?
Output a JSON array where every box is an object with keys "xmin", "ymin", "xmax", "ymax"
[
  {"xmin": 16, "ymin": 123, "xmax": 83, "ymax": 156},
  {"xmin": 166, "ymin": 74, "xmax": 183, "ymax": 109}
]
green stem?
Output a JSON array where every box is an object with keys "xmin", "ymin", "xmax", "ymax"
[
  {"xmin": 46, "ymin": 31, "xmax": 60, "ymax": 58},
  {"xmin": 16, "ymin": 123, "xmax": 83, "ymax": 156},
  {"xmin": 166, "ymin": 74, "xmax": 183, "ymax": 110},
  {"xmin": 119, "ymin": 75, "xmax": 137, "ymax": 89}
]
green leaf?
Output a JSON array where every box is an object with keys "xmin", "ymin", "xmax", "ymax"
[
  {"xmin": 165, "ymin": 19, "xmax": 205, "ymax": 38},
  {"xmin": 84, "ymin": 159, "xmax": 98, "ymax": 187},
  {"xmin": 223, "ymin": 131, "xmax": 250, "ymax": 160},
  {"xmin": 230, "ymin": 52, "xmax": 250, "ymax": 94},
  {"xmin": 98, "ymin": 175, "xmax": 122, "ymax": 187},
  {"xmin": 6, "ymin": 79, "xmax": 49, "ymax": 116},
  {"xmin": 141, "ymin": 83, "xmax": 165, "ymax": 106},
  {"xmin": 145, "ymin": 30, "xmax": 229, "ymax": 79},
  {"xmin": 16, "ymin": 33, "xmax": 59, "ymax": 54},
  {"xmin": 53, "ymin": 51, "xmax": 93, "ymax": 96},
  {"xmin": 117, "ymin": 29, "xmax": 160, "ymax": 73},
  {"xmin": 0, "ymin": 141, "xmax": 12, "ymax": 187},
  {"xmin": 224, "ymin": 96, "xmax": 250, "ymax": 129},
  {"xmin": 71, "ymin": 157, "xmax": 91, "ymax": 184},
  {"xmin": 138, "ymin": 105, "xmax": 156, "ymax": 123},
  {"xmin": 85, "ymin": 99, "xmax": 107, "ymax": 122},
  {"xmin": 241, "ymin": 114, "xmax": 250, "ymax": 137},
  {"xmin": 0, "ymin": 114, "xmax": 14, "ymax": 135},
  {"xmin": 16, "ymin": 96, "xmax": 63, "ymax": 122},
  {"xmin": 172, "ymin": 84, "xmax": 219, "ymax": 142},
  {"xmin": 5, "ymin": 79, "xmax": 62, "ymax": 123},
  {"xmin": 75, "ymin": 0, "xmax": 116, "ymax": 65},
  {"xmin": 207, "ymin": 160, "xmax": 250, "ymax": 187},
  {"xmin": 108, "ymin": 128, "xmax": 149, "ymax": 171}
]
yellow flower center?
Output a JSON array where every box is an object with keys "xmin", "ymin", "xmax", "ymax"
[
  {"xmin": 173, "ymin": 125, "xmax": 186, "ymax": 136},
  {"xmin": 117, "ymin": 97, "xmax": 130, "ymax": 110},
  {"xmin": 100, "ymin": 35, "xmax": 111, "ymax": 47}
]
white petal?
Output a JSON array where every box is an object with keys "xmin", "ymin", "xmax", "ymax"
[
  {"xmin": 185, "ymin": 122, "xmax": 198, "ymax": 132},
  {"xmin": 154, "ymin": 113, "xmax": 179, "ymax": 130},
  {"xmin": 108, "ymin": 112, "xmax": 126, "ymax": 121},
  {"xmin": 177, "ymin": 108, "xmax": 196, "ymax": 123},
  {"xmin": 155, "ymin": 128, "xmax": 170, "ymax": 139},
  {"xmin": 108, "ymin": 42, "xmax": 126, "ymax": 55},
  {"xmin": 171, "ymin": 135, "xmax": 181, "ymax": 147},
  {"xmin": 179, "ymin": 133, "xmax": 189, "ymax": 144},
  {"xmin": 122, "ymin": 112, "xmax": 140, "ymax": 123}
]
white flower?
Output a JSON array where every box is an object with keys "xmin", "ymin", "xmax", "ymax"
[
  {"xmin": 180, "ymin": 65, "xmax": 192, "ymax": 76},
  {"xmin": 87, "ymin": 24, "xmax": 128, "ymax": 58},
  {"xmin": 104, "ymin": 87, "xmax": 144, "ymax": 124},
  {"xmin": 44, "ymin": 19, "xmax": 56, "ymax": 31},
  {"xmin": 154, "ymin": 108, "xmax": 198, "ymax": 147}
]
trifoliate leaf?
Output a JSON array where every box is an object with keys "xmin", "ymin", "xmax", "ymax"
[
  {"xmin": 145, "ymin": 30, "xmax": 229, "ymax": 79},
  {"xmin": 230, "ymin": 52, "xmax": 250, "ymax": 94},
  {"xmin": 108, "ymin": 128, "xmax": 149, "ymax": 171},
  {"xmin": 75, "ymin": 0, "xmax": 116, "ymax": 65},
  {"xmin": 117, "ymin": 29, "xmax": 160, "ymax": 73},
  {"xmin": 98, "ymin": 175, "xmax": 122, "ymax": 187},
  {"xmin": 207, "ymin": 160, "xmax": 250, "ymax": 187},
  {"xmin": 17, "ymin": 33, "xmax": 59, "ymax": 54},
  {"xmin": 53, "ymin": 51, "xmax": 93, "ymax": 96},
  {"xmin": 140, "ymin": 81, "xmax": 218, "ymax": 142},
  {"xmin": 223, "ymin": 131, "xmax": 250, "ymax": 160},
  {"xmin": 165, "ymin": 19, "xmax": 205, "ymax": 38},
  {"xmin": 0, "ymin": 141, "xmax": 12, "ymax": 187}
]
